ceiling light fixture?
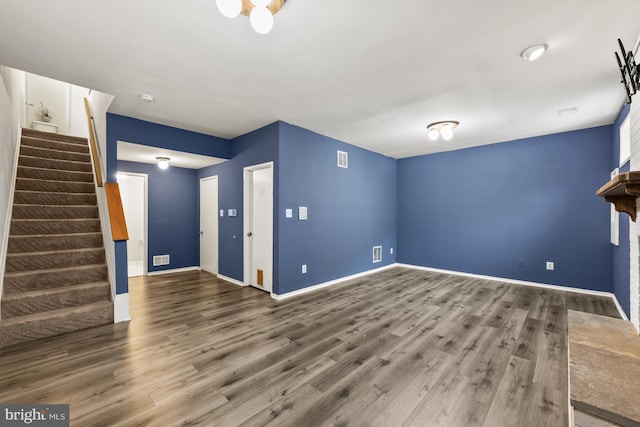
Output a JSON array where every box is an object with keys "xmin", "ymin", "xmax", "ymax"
[
  {"xmin": 520, "ymin": 44, "xmax": 548, "ymax": 61},
  {"xmin": 139, "ymin": 93, "xmax": 155, "ymax": 102},
  {"xmin": 156, "ymin": 157, "xmax": 170, "ymax": 170},
  {"xmin": 216, "ymin": 0, "xmax": 285, "ymax": 34},
  {"xmin": 427, "ymin": 121, "xmax": 459, "ymax": 141}
]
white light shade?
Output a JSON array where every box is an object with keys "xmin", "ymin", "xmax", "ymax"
[
  {"xmin": 157, "ymin": 158, "xmax": 170, "ymax": 169},
  {"xmin": 520, "ymin": 44, "xmax": 548, "ymax": 61},
  {"xmin": 216, "ymin": 0, "xmax": 242, "ymax": 18},
  {"xmin": 251, "ymin": 0, "xmax": 271, "ymax": 7},
  {"xmin": 440, "ymin": 123, "xmax": 454, "ymax": 140},
  {"xmin": 428, "ymin": 128, "xmax": 440, "ymax": 141},
  {"xmin": 250, "ymin": 6, "xmax": 274, "ymax": 34}
]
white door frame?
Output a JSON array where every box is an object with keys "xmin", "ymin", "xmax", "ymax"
[
  {"xmin": 200, "ymin": 175, "xmax": 219, "ymax": 275},
  {"xmin": 117, "ymin": 171, "xmax": 148, "ymax": 277},
  {"xmin": 243, "ymin": 161, "xmax": 274, "ymax": 295}
]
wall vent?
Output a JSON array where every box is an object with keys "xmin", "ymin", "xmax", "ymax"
[
  {"xmin": 373, "ymin": 246, "xmax": 382, "ymax": 263},
  {"xmin": 337, "ymin": 150, "xmax": 348, "ymax": 168},
  {"xmin": 153, "ymin": 255, "xmax": 170, "ymax": 266}
]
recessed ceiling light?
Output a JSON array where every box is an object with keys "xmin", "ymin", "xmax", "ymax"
[
  {"xmin": 139, "ymin": 93, "xmax": 155, "ymax": 102},
  {"xmin": 520, "ymin": 44, "xmax": 548, "ymax": 61}
]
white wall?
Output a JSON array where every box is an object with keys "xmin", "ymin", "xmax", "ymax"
[
  {"xmin": 630, "ymin": 101, "xmax": 640, "ymax": 333},
  {"xmin": 0, "ymin": 66, "xmax": 26, "ymax": 306},
  {"xmin": 26, "ymin": 73, "xmax": 67, "ymax": 133},
  {"xmin": 68, "ymin": 84, "xmax": 90, "ymax": 138},
  {"xmin": 119, "ymin": 174, "xmax": 145, "ymax": 265}
]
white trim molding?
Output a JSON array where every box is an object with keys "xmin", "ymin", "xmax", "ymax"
[
  {"xmin": 146, "ymin": 266, "xmax": 200, "ymax": 276},
  {"xmin": 114, "ymin": 293, "xmax": 131, "ymax": 323},
  {"xmin": 218, "ymin": 274, "xmax": 245, "ymax": 287},
  {"xmin": 272, "ymin": 263, "xmax": 399, "ymax": 301}
]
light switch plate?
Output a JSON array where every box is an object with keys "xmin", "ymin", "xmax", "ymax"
[
  {"xmin": 220, "ymin": 209, "xmax": 224, "ymax": 217},
  {"xmin": 285, "ymin": 208, "xmax": 293, "ymax": 218},
  {"xmin": 299, "ymin": 206, "xmax": 308, "ymax": 220},
  {"xmin": 228, "ymin": 209, "xmax": 237, "ymax": 217}
]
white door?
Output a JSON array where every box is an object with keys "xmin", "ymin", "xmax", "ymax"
[
  {"xmin": 118, "ymin": 173, "xmax": 147, "ymax": 277},
  {"xmin": 244, "ymin": 163, "xmax": 273, "ymax": 293},
  {"xmin": 200, "ymin": 176, "xmax": 219, "ymax": 274}
]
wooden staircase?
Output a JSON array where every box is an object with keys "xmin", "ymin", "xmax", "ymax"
[{"xmin": 0, "ymin": 128, "xmax": 113, "ymax": 348}]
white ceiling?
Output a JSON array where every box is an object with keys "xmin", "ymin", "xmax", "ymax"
[
  {"xmin": 117, "ymin": 141, "xmax": 226, "ymax": 169},
  {"xmin": 1, "ymin": 1, "xmax": 639, "ymax": 158}
]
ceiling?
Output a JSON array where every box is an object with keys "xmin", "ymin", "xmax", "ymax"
[
  {"xmin": 1, "ymin": 1, "xmax": 639, "ymax": 158},
  {"xmin": 117, "ymin": 141, "xmax": 226, "ymax": 169}
]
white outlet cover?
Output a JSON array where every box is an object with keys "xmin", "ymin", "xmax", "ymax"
[
  {"xmin": 302, "ymin": 264, "xmax": 307, "ymax": 273},
  {"xmin": 390, "ymin": 248, "xmax": 394, "ymax": 254},
  {"xmin": 546, "ymin": 261, "xmax": 554, "ymax": 270},
  {"xmin": 285, "ymin": 208, "xmax": 292, "ymax": 218},
  {"xmin": 299, "ymin": 207, "xmax": 308, "ymax": 220}
]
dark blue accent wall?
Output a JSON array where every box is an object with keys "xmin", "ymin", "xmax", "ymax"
[
  {"xmin": 397, "ymin": 126, "xmax": 613, "ymax": 292},
  {"xmin": 276, "ymin": 122, "xmax": 397, "ymax": 295},
  {"xmin": 612, "ymin": 105, "xmax": 631, "ymax": 318},
  {"xmin": 117, "ymin": 160, "xmax": 200, "ymax": 273},
  {"xmin": 198, "ymin": 122, "xmax": 279, "ymax": 283},
  {"xmin": 107, "ymin": 114, "xmax": 231, "ymax": 294}
]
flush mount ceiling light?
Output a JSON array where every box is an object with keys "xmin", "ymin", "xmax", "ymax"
[
  {"xmin": 427, "ymin": 121, "xmax": 459, "ymax": 141},
  {"xmin": 139, "ymin": 93, "xmax": 155, "ymax": 102},
  {"xmin": 216, "ymin": 0, "xmax": 286, "ymax": 34},
  {"xmin": 156, "ymin": 157, "xmax": 170, "ymax": 169},
  {"xmin": 520, "ymin": 44, "xmax": 548, "ymax": 61}
]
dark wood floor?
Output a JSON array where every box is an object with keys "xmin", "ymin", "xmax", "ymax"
[{"xmin": 0, "ymin": 267, "xmax": 620, "ymax": 426}]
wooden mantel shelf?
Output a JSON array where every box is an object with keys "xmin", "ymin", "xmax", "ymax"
[{"xmin": 596, "ymin": 172, "xmax": 640, "ymax": 221}]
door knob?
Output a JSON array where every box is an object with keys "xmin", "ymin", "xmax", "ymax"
[
  {"xmin": 247, "ymin": 232, "xmax": 253, "ymax": 237},
  {"xmin": 199, "ymin": 231, "xmax": 204, "ymax": 235}
]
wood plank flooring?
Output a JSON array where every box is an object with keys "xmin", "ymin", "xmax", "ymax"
[{"xmin": 0, "ymin": 267, "xmax": 621, "ymax": 426}]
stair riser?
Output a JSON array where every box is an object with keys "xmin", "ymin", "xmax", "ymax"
[
  {"xmin": 6, "ymin": 249, "xmax": 106, "ymax": 273},
  {"xmin": 16, "ymin": 178, "xmax": 95, "ymax": 194},
  {"xmin": 10, "ymin": 219, "xmax": 101, "ymax": 235},
  {"xmin": 22, "ymin": 129, "xmax": 89, "ymax": 145},
  {"xmin": 20, "ymin": 145, "xmax": 91, "ymax": 163},
  {"xmin": 0, "ymin": 303, "xmax": 114, "ymax": 348},
  {"xmin": 3, "ymin": 265, "xmax": 108, "ymax": 293},
  {"xmin": 8, "ymin": 234, "xmax": 103, "ymax": 253},
  {"xmin": 18, "ymin": 166, "xmax": 94, "ymax": 183},
  {"xmin": 21, "ymin": 137, "xmax": 89, "ymax": 154},
  {"xmin": 1, "ymin": 285, "xmax": 110, "ymax": 318},
  {"xmin": 13, "ymin": 191, "xmax": 97, "ymax": 206},
  {"xmin": 12, "ymin": 205, "xmax": 98, "ymax": 220},
  {"xmin": 19, "ymin": 155, "xmax": 93, "ymax": 173}
]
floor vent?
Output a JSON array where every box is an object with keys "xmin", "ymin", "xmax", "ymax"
[
  {"xmin": 373, "ymin": 246, "xmax": 382, "ymax": 263},
  {"xmin": 153, "ymin": 255, "xmax": 170, "ymax": 266},
  {"xmin": 337, "ymin": 150, "xmax": 348, "ymax": 168}
]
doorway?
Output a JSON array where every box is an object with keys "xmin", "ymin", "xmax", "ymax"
[
  {"xmin": 117, "ymin": 172, "xmax": 148, "ymax": 277},
  {"xmin": 243, "ymin": 162, "xmax": 274, "ymax": 293},
  {"xmin": 200, "ymin": 176, "xmax": 219, "ymax": 275}
]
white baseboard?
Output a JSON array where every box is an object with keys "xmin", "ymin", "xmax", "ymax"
[
  {"xmin": 271, "ymin": 263, "xmax": 399, "ymax": 301},
  {"xmin": 218, "ymin": 274, "xmax": 244, "ymax": 287},
  {"xmin": 114, "ymin": 293, "xmax": 131, "ymax": 323},
  {"xmin": 397, "ymin": 263, "xmax": 628, "ymax": 320},
  {"xmin": 146, "ymin": 266, "xmax": 200, "ymax": 276}
]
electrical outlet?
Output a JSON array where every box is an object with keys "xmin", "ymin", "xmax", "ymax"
[
  {"xmin": 302, "ymin": 264, "xmax": 307, "ymax": 274},
  {"xmin": 546, "ymin": 261, "xmax": 554, "ymax": 271}
]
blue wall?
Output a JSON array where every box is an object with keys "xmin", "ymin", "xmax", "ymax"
[
  {"xmin": 612, "ymin": 105, "xmax": 631, "ymax": 317},
  {"xmin": 117, "ymin": 160, "xmax": 200, "ymax": 274},
  {"xmin": 198, "ymin": 122, "xmax": 280, "ymax": 284},
  {"xmin": 107, "ymin": 114, "xmax": 231, "ymax": 294},
  {"xmin": 397, "ymin": 126, "xmax": 613, "ymax": 292},
  {"xmin": 277, "ymin": 122, "xmax": 397, "ymax": 294}
]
